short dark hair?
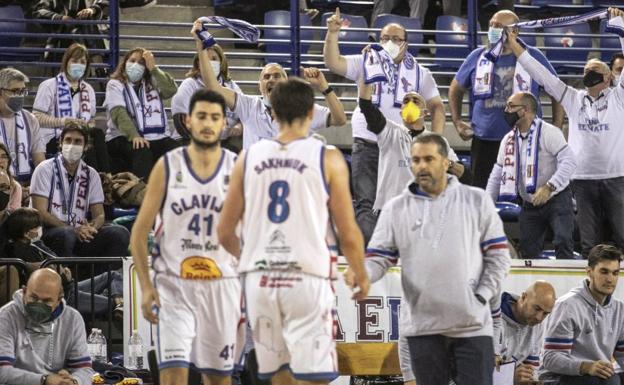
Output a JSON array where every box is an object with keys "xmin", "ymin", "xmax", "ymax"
[
  {"xmin": 270, "ymin": 77, "xmax": 315, "ymax": 125},
  {"xmin": 610, "ymin": 53, "xmax": 624, "ymax": 70},
  {"xmin": 413, "ymin": 132, "xmax": 448, "ymax": 158},
  {"xmin": 588, "ymin": 244, "xmax": 623, "ymax": 267},
  {"xmin": 60, "ymin": 121, "xmax": 89, "ymax": 144},
  {"xmin": 188, "ymin": 89, "xmax": 226, "ymax": 116},
  {"xmin": 518, "ymin": 92, "xmax": 538, "ymax": 113},
  {"xmin": 5, "ymin": 207, "xmax": 41, "ymax": 240}
]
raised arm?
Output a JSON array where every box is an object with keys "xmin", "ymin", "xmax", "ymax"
[
  {"xmin": 323, "ymin": 8, "xmax": 349, "ymax": 76},
  {"xmin": 357, "ymin": 78, "xmax": 386, "ymax": 134},
  {"xmin": 303, "ymin": 67, "xmax": 347, "ymax": 126},
  {"xmin": 191, "ymin": 20, "xmax": 236, "ymax": 109},
  {"xmin": 130, "ymin": 158, "xmax": 166, "ymax": 324}
]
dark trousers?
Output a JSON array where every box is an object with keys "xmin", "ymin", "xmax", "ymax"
[
  {"xmin": 558, "ymin": 374, "xmax": 622, "ymax": 385},
  {"xmin": 43, "ymin": 224, "xmax": 130, "ymax": 258},
  {"xmin": 407, "ymin": 335, "xmax": 493, "ymax": 385},
  {"xmin": 572, "ymin": 177, "xmax": 624, "ymax": 257},
  {"xmin": 519, "ymin": 188, "xmax": 575, "ymax": 259},
  {"xmin": 470, "ymin": 137, "xmax": 501, "ymax": 189},
  {"xmin": 66, "ymin": 270, "xmax": 123, "ymax": 316},
  {"xmin": 351, "ymin": 138, "xmax": 379, "ymax": 246},
  {"xmin": 107, "ymin": 136, "xmax": 179, "ymax": 179}
]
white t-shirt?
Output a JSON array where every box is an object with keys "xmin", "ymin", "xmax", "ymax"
[
  {"xmin": 375, "ymin": 120, "xmax": 458, "ymax": 211},
  {"xmin": 233, "ymin": 92, "xmax": 330, "ymax": 149},
  {"xmin": 171, "ymin": 76, "xmax": 242, "ymax": 138},
  {"xmin": 0, "ymin": 110, "xmax": 44, "ymax": 179},
  {"xmin": 30, "ymin": 156, "xmax": 104, "ymax": 226},
  {"xmin": 345, "ymin": 54, "xmax": 441, "ymax": 142},
  {"xmin": 32, "ymin": 76, "xmax": 96, "ymax": 144}
]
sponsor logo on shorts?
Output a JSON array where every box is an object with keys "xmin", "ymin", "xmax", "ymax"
[{"xmin": 180, "ymin": 256, "xmax": 223, "ymax": 279}]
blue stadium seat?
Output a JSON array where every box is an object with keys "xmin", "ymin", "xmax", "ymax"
[
  {"xmin": 320, "ymin": 12, "xmax": 368, "ymax": 55},
  {"xmin": 517, "ymin": 24, "xmax": 536, "ymax": 47},
  {"xmin": 599, "ymin": 19, "xmax": 621, "ymax": 63},
  {"xmin": 372, "ymin": 14, "xmax": 423, "ymax": 56},
  {"xmin": 435, "ymin": 15, "xmax": 471, "ymax": 70},
  {"xmin": 263, "ymin": 11, "xmax": 314, "ymax": 65},
  {"xmin": 543, "ymin": 23, "xmax": 592, "ymax": 71},
  {"xmin": 495, "ymin": 202, "xmax": 521, "ymax": 222},
  {"xmin": 0, "ymin": 6, "xmax": 26, "ymax": 60},
  {"xmin": 538, "ymin": 250, "xmax": 583, "ymax": 259}
]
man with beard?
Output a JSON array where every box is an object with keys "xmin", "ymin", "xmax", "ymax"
[
  {"xmin": 131, "ymin": 89, "xmax": 242, "ymax": 385},
  {"xmin": 346, "ymin": 133, "xmax": 510, "ymax": 385},
  {"xmin": 0, "ymin": 268, "xmax": 94, "ymax": 385},
  {"xmin": 540, "ymin": 244, "xmax": 624, "ymax": 385},
  {"xmin": 192, "ymin": 19, "xmax": 347, "ymax": 150}
]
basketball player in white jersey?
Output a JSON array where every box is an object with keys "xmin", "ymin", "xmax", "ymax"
[
  {"xmin": 131, "ymin": 89, "xmax": 241, "ymax": 385},
  {"xmin": 218, "ymin": 78, "xmax": 369, "ymax": 385}
]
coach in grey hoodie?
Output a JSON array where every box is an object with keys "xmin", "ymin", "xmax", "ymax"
[
  {"xmin": 0, "ymin": 268, "xmax": 94, "ymax": 385},
  {"xmin": 346, "ymin": 133, "xmax": 511, "ymax": 385},
  {"xmin": 541, "ymin": 244, "xmax": 624, "ymax": 385}
]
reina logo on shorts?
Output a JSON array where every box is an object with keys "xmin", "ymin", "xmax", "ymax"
[{"xmin": 180, "ymin": 256, "xmax": 223, "ymax": 279}]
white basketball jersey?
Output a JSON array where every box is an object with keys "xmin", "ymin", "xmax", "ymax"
[
  {"xmin": 239, "ymin": 137, "xmax": 332, "ymax": 278},
  {"xmin": 154, "ymin": 147, "xmax": 238, "ymax": 279}
]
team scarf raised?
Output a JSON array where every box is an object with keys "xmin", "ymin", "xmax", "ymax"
[
  {"xmin": 123, "ymin": 80, "xmax": 166, "ymax": 136},
  {"xmin": 487, "ymin": 9, "xmax": 624, "ymax": 62},
  {"xmin": 499, "ymin": 118, "xmax": 543, "ymax": 202},
  {"xmin": 363, "ymin": 44, "xmax": 422, "ymax": 107},
  {"xmin": 196, "ymin": 16, "xmax": 260, "ymax": 49}
]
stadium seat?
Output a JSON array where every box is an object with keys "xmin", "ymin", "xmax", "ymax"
[
  {"xmin": 543, "ymin": 23, "xmax": 592, "ymax": 71},
  {"xmin": 435, "ymin": 15, "xmax": 471, "ymax": 70},
  {"xmin": 263, "ymin": 11, "xmax": 314, "ymax": 65},
  {"xmin": 599, "ymin": 19, "xmax": 621, "ymax": 63},
  {"xmin": 320, "ymin": 12, "xmax": 369, "ymax": 55},
  {"xmin": 372, "ymin": 14, "xmax": 423, "ymax": 56},
  {"xmin": 495, "ymin": 202, "xmax": 521, "ymax": 222},
  {"xmin": 0, "ymin": 6, "xmax": 27, "ymax": 60},
  {"xmin": 538, "ymin": 250, "xmax": 583, "ymax": 259}
]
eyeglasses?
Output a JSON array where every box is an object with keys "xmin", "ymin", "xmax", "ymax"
[
  {"xmin": 505, "ymin": 103, "xmax": 526, "ymax": 110},
  {"xmin": 380, "ymin": 35, "xmax": 406, "ymax": 44},
  {"xmin": 1, "ymin": 88, "xmax": 28, "ymax": 96}
]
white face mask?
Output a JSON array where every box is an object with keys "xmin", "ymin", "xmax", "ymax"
[
  {"xmin": 62, "ymin": 143, "xmax": 84, "ymax": 163},
  {"xmin": 210, "ymin": 60, "xmax": 221, "ymax": 76},
  {"xmin": 381, "ymin": 41, "xmax": 401, "ymax": 60},
  {"xmin": 488, "ymin": 27, "xmax": 504, "ymax": 44}
]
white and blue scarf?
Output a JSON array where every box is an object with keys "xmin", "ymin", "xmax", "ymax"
[
  {"xmin": 0, "ymin": 112, "xmax": 31, "ymax": 179},
  {"xmin": 499, "ymin": 118, "xmax": 543, "ymax": 201},
  {"xmin": 363, "ymin": 44, "xmax": 422, "ymax": 107},
  {"xmin": 487, "ymin": 8, "xmax": 624, "ymax": 62},
  {"xmin": 196, "ymin": 16, "xmax": 260, "ymax": 49},
  {"xmin": 123, "ymin": 80, "xmax": 166, "ymax": 136},
  {"xmin": 55, "ymin": 73, "xmax": 92, "ymax": 139},
  {"xmin": 49, "ymin": 155, "xmax": 90, "ymax": 226}
]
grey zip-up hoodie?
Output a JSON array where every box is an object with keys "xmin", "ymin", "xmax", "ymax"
[
  {"xmin": 0, "ymin": 290, "xmax": 94, "ymax": 385},
  {"xmin": 540, "ymin": 279, "xmax": 624, "ymax": 381},
  {"xmin": 366, "ymin": 176, "xmax": 511, "ymax": 338}
]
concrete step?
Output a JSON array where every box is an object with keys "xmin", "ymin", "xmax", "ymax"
[{"xmin": 120, "ymin": 4, "xmax": 214, "ymax": 23}]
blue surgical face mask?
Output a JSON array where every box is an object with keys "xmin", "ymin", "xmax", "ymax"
[
  {"xmin": 68, "ymin": 63, "xmax": 86, "ymax": 80},
  {"xmin": 488, "ymin": 27, "xmax": 504, "ymax": 44},
  {"xmin": 125, "ymin": 62, "xmax": 145, "ymax": 83}
]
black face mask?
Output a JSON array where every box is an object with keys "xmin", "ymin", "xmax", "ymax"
[
  {"xmin": 504, "ymin": 110, "xmax": 521, "ymax": 128},
  {"xmin": 0, "ymin": 190, "xmax": 9, "ymax": 211},
  {"xmin": 583, "ymin": 70, "xmax": 605, "ymax": 88}
]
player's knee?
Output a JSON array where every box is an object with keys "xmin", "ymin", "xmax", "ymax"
[
  {"xmin": 159, "ymin": 367, "xmax": 189, "ymax": 385},
  {"xmin": 201, "ymin": 374, "xmax": 231, "ymax": 385}
]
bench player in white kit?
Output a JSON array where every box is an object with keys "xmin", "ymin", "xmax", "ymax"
[
  {"xmin": 131, "ymin": 89, "xmax": 242, "ymax": 385},
  {"xmin": 218, "ymin": 78, "xmax": 370, "ymax": 385}
]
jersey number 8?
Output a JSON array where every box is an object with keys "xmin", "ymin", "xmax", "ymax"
[{"xmin": 267, "ymin": 180, "xmax": 290, "ymax": 223}]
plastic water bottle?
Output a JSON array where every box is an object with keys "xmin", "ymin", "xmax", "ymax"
[
  {"xmin": 127, "ymin": 330, "xmax": 144, "ymax": 369},
  {"xmin": 87, "ymin": 328, "xmax": 107, "ymax": 364}
]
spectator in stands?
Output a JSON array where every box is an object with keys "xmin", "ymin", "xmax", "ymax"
[
  {"xmin": 0, "ymin": 68, "xmax": 45, "ymax": 182},
  {"xmin": 104, "ymin": 47, "xmax": 179, "ymax": 179},
  {"xmin": 507, "ymin": 9, "xmax": 624, "ymax": 258},
  {"xmin": 323, "ymin": 9, "xmax": 445, "ymax": 244},
  {"xmin": 171, "ymin": 49, "xmax": 242, "ymax": 142},
  {"xmin": 33, "ymin": 43, "xmax": 111, "ymax": 173},
  {"xmin": 610, "ymin": 52, "xmax": 624, "ymax": 82},
  {"xmin": 540, "ymin": 244, "xmax": 624, "ymax": 385},
  {"xmin": 3, "ymin": 207, "xmax": 124, "ymax": 318},
  {"xmin": 0, "ymin": 169, "xmax": 11, "ymax": 222},
  {"xmin": 29, "ymin": 123, "xmax": 130, "ymax": 259},
  {"xmin": 495, "ymin": 281, "xmax": 556, "ymax": 384},
  {"xmin": 192, "ymin": 19, "xmax": 348, "ymax": 150},
  {"xmin": 0, "ymin": 268, "xmax": 95, "ymax": 385},
  {"xmin": 371, "ymin": 0, "xmax": 460, "ymax": 26},
  {"xmin": 346, "ymin": 133, "xmax": 511, "ymax": 385},
  {"xmin": 0, "ymin": 143, "xmax": 22, "ymax": 211},
  {"xmin": 34, "ymin": 0, "xmax": 108, "ymax": 66},
  {"xmin": 449, "ymin": 10, "xmax": 564, "ymax": 189},
  {"xmin": 358, "ymin": 79, "xmax": 465, "ymax": 214},
  {"xmin": 486, "ymin": 92, "xmax": 576, "ymax": 259}
]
